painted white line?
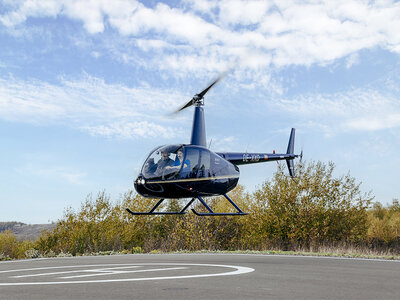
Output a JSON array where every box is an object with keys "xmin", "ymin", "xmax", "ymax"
[
  {"xmin": 0, "ymin": 264, "xmax": 133, "ymax": 274},
  {"xmin": 0, "ymin": 263, "xmax": 254, "ymax": 286},
  {"xmin": 60, "ymin": 267, "xmax": 187, "ymax": 279},
  {"xmin": 12, "ymin": 265, "xmax": 141, "ymax": 278}
]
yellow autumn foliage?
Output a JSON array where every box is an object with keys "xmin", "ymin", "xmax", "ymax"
[{"xmin": 2, "ymin": 161, "xmax": 399, "ymax": 259}]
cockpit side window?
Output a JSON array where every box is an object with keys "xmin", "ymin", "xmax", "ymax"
[
  {"xmin": 181, "ymin": 148, "xmax": 200, "ymax": 179},
  {"xmin": 198, "ymin": 149, "xmax": 211, "ymax": 178},
  {"xmin": 210, "ymin": 152, "xmax": 234, "ymax": 176}
]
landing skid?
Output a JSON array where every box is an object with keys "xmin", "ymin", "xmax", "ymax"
[{"xmin": 126, "ymin": 194, "xmax": 247, "ymax": 216}]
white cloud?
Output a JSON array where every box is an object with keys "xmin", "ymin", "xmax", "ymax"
[
  {"xmin": 90, "ymin": 51, "xmax": 101, "ymax": 58},
  {"xmin": 135, "ymin": 39, "xmax": 173, "ymax": 51},
  {"xmin": 63, "ymin": 1, "xmax": 105, "ymax": 34},
  {"xmin": 1, "ymin": 1, "xmax": 400, "ymax": 137},
  {"xmin": 17, "ymin": 163, "xmax": 87, "ymax": 185},
  {"xmin": 83, "ymin": 121, "xmax": 183, "ymax": 139},
  {"xmin": 1, "ymin": 0, "xmax": 400, "ymax": 72},
  {"xmin": 183, "ymin": 0, "xmax": 217, "ymax": 16},
  {"xmin": 272, "ymin": 87, "xmax": 400, "ymax": 134},
  {"xmin": 345, "ymin": 53, "xmax": 360, "ymax": 68},
  {"xmin": 209, "ymin": 135, "xmax": 238, "ymax": 152},
  {"xmin": 347, "ymin": 114, "xmax": 400, "ymax": 131},
  {"xmin": 0, "ymin": 0, "xmax": 62, "ymax": 27},
  {"xmin": 0, "ymin": 75, "xmax": 186, "ymax": 139}
]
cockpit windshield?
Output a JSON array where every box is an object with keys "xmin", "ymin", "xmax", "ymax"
[
  {"xmin": 141, "ymin": 145, "xmax": 184, "ymax": 180},
  {"xmin": 141, "ymin": 145, "xmax": 238, "ymax": 182}
]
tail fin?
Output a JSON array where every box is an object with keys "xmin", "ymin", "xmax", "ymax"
[
  {"xmin": 286, "ymin": 128, "xmax": 295, "ymax": 177},
  {"xmin": 286, "ymin": 128, "xmax": 295, "ymax": 155}
]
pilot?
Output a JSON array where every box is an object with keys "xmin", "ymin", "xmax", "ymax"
[{"xmin": 155, "ymin": 150, "xmax": 173, "ymax": 175}]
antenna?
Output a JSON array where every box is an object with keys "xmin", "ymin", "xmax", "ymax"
[{"xmin": 245, "ymin": 143, "xmax": 249, "ymax": 153}]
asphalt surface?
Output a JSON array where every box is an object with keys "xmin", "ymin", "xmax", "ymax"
[{"xmin": 0, "ymin": 253, "xmax": 399, "ymax": 299}]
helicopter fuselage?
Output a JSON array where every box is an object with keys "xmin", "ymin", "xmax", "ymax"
[{"xmin": 134, "ymin": 144, "xmax": 239, "ymax": 198}]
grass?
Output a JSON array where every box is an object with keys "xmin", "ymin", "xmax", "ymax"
[
  {"xmin": 3, "ymin": 248, "xmax": 398, "ymax": 261},
  {"xmin": 166, "ymin": 249, "xmax": 400, "ymax": 260}
]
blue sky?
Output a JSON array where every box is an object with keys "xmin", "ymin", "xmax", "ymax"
[{"xmin": 1, "ymin": 0, "xmax": 400, "ymax": 223}]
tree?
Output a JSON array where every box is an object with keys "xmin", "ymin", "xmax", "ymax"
[{"xmin": 246, "ymin": 161, "xmax": 373, "ymax": 250}]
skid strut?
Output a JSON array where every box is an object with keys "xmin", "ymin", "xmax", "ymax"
[
  {"xmin": 191, "ymin": 194, "xmax": 247, "ymax": 216},
  {"xmin": 126, "ymin": 194, "xmax": 247, "ymax": 216}
]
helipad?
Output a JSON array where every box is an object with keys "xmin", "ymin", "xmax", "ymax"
[
  {"xmin": 0, "ymin": 263, "xmax": 254, "ymax": 286},
  {"xmin": 0, "ymin": 254, "xmax": 399, "ymax": 299}
]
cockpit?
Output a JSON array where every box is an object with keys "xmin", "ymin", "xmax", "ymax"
[
  {"xmin": 141, "ymin": 144, "xmax": 186, "ymax": 180},
  {"xmin": 140, "ymin": 144, "xmax": 238, "ymax": 181}
]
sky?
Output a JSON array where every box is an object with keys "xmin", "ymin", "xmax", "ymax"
[{"xmin": 1, "ymin": 0, "xmax": 400, "ymax": 224}]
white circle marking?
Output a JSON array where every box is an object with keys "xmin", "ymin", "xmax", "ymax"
[{"xmin": 0, "ymin": 263, "xmax": 254, "ymax": 286}]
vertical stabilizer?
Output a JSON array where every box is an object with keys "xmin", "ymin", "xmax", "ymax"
[
  {"xmin": 286, "ymin": 128, "xmax": 296, "ymax": 177},
  {"xmin": 286, "ymin": 128, "xmax": 295, "ymax": 155}
]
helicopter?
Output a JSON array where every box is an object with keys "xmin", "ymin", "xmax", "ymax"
[{"xmin": 126, "ymin": 75, "xmax": 301, "ymax": 216}]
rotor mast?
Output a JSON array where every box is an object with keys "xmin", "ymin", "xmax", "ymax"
[
  {"xmin": 190, "ymin": 95, "xmax": 206, "ymax": 147},
  {"xmin": 173, "ymin": 74, "xmax": 225, "ymax": 147}
]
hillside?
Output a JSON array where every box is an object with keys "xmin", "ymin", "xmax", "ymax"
[{"xmin": 0, "ymin": 222, "xmax": 56, "ymax": 241}]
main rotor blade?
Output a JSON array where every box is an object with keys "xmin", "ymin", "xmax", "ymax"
[
  {"xmin": 172, "ymin": 72, "xmax": 227, "ymax": 114},
  {"xmin": 197, "ymin": 74, "xmax": 224, "ymax": 99},
  {"xmin": 175, "ymin": 98, "xmax": 194, "ymax": 113}
]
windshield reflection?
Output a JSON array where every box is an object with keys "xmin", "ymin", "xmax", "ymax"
[{"xmin": 142, "ymin": 145, "xmax": 183, "ymax": 180}]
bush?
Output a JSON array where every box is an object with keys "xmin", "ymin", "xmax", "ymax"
[
  {"xmin": 244, "ymin": 161, "xmax": 372, "ymax": 250},
  {"xmin": 367, "ymin": 200, "xmax": 400, "ymax": 253},
  {"xmin": 0, "ymin": 230, "xmax": 35, "ymax": 259},
  {"xmin": 9, "ymin": 160, "xmax": 395, "ymax": 257}
]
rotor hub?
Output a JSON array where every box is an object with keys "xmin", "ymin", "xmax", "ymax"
[
  {"xmin": 173, "ymin": 74, "xmax": 224, "ymax": 114},
  {"xmin": 193, "ymin": 94, "xmax": 204, "ymax": 106}
]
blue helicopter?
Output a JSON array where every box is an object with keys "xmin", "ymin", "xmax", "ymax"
[{"xmin": 127, "ymin": 76, "xmax": 301, "ymax": 216}]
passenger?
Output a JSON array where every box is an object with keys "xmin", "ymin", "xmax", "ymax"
[
  {"xmin": 155, "ymin": 150, "xmax": 173, "ymax": 176},
  {"xmin": 166, "ymin": 150, "xmax": 190, "ymax": 173}
]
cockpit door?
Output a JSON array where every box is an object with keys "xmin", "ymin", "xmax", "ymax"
[
  {"xmin": 180, "ymin": 147, "xmax": 200, "ymax": 179},
  {"xmin": 178, "ymin": 147, "xmax": 212, "ymax": 179},
  {"xmin": 198, "ymin": 149, "xmax": 211, "ymax": 178}
]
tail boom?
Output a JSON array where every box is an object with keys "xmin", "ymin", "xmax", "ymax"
[{"xmin": 217, "ymin": 128, "xmax": 299, "ymax": 177}]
